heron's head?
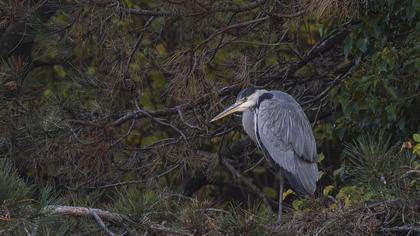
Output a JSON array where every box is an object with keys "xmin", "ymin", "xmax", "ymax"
[{"xmin": 210, "ymin": 87, "xmax": 266, "ymax": 122}]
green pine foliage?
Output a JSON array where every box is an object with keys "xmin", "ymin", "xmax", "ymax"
[
  {"xmin": 0, "ymin": 0, "xmax": 419, "ymax": 235},
  {"xmin": 0, "ymin": 160, "xmax": 31, "ymax": 206}
]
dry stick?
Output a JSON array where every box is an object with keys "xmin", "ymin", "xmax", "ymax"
[
  {"xmin": 124, "ymin": 16, "xmax": 155, "ymax": 77},
  {"xmin": 90, "ymin": 210, "xmax": 117, "ymax": 236},
  {"xmin": 122, "ymin": 0, "xmax": 266, "ymax": 17},
  {"xmin": 300, "ymin": 64, "xmax": 353, "ymax": 106},
  {"xmin": 92, "ymin": 164, "xmax": 180, "ymax": 189},
  {"xmin": 43, "ymin": 205, "xmax": 192, "ymax": 235},
  {"xmin": 122, "ymin": 8, "xmax": 182, "ymax": 17},
  {"xmin": 216, "ymin": 0, "xmax": 266, "ymax": 13},
  {"xmin": 194, "ymin": 16, "xmax": 271, "ymax": 51},
  {"xmin": 379, "ymin": 225, "xmax": 420, "ymax": 233},
  {"xmin": 220, "ymin": 156, "xmax": 273, "ymax": 212},
  {"xmin": 43, "ymin": 205, "xmax": 125, "ymax": 223}
]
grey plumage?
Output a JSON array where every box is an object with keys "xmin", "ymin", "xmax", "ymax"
[
  {"xmin": 248, "ymin": 91, "xmax": 318, "ymax": 194},
  {"xmin": 210, "ymin": 87, "xmax": 318, "ymax": 224}
]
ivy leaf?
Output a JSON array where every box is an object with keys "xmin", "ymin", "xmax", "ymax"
[
  {"xmin": 413, "ymin": 143, "xmax": 420, "ymax": 156},
  {"xmin": 283, "ymin": 188, "xmax": 295, "ymax": 200},
  {"xmin": 317, "ymin": 153, "xmax": 325, "ymax": 163},
  {"xmin": 292, "ymin": 199, "xmax": 303, "ymax": 210},
  {"xmin": 323, "ymin": 185, "xmax": 334, "ymax": 196},
  {"xmin": 413, "ymin": 133, "xmax": 420, "ymax": 142}
]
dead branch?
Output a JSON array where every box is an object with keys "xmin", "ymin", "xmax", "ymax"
[
  {"xmin": 122, "ymin": 0, "xmax": 266, "ymax": 17},
  {"xmin": 43, "ymin": 205, "xmax": 193, "ymax": 235},
  {"xmin": 220, "ymin": 154, "xmax": 273, "ymax": 212},
  {"xmin": 43, "ymin": 205, "xmax": 125, "ymax": 224},
  {"xmin": 215, "ymin": 0, "xmax": 266, "ymax": 13},
  {"xmin": 284, "ymin": 28, "xmax": 349, "ymax": 77},
  {"xmin": 122, "ymin": 8, "xmax": 182, "ymax": 17},
  {"xmin": 379, "ymin": 225, "xmax": 420, "ymax": 233},
  {"xmin": 90, "ymin": 210, "xmax": 117, "ymax": 236},
  {"xmin": 194, "ymin": 16, "xmax": 271, "ymax": 51}
]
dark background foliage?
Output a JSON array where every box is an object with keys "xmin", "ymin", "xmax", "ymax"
[{"xmin": 0, "ymin": 0, "xmax": 419, "ymax": 235}]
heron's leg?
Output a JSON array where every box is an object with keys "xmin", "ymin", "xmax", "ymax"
[{"xmin": 278, "ymin": 172, "xmax": 284, "ymax": 225}]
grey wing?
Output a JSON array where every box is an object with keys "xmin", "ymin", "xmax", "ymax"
[{"xmin": 255, "ymin": 96, "xmax": 318, "ymax": 195}]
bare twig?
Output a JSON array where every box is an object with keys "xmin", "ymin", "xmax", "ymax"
[
  {"xmin": 215, "ymin": 0, "xmax": 266, "ymax": 13},
  {"xmin": 220, "ymin": 156, "xmax": 273, "ymax": 212},
  {"xmin": 283, "ymin": 28, "xmax": 349, "ymax": 78},
  {"xmin": 379, "ymin": 225, "xmax": 420, "ymax": 233},
  {"xmin": 122, "ymin": 8, "xmax": 182, "ymax": 17},
  {"xmin": 90, "ymin": 210, "xmax": 117, "ymax": 236},
  {"xmin": 401, "ymin": 169, "xmax": 420, "ymax": 178},
  {"xmin": 194, "ymin": 16, "xmax": 271, "ymax": 51},
  {"xmin": 124, "ymin": 16, "xmax": 155, "ymax": 77},
  {"xmin": 122, "ymin": 0, "xmax": 266, "ymax": 17},
  {"xmin": 91, "ymin": 164, "xmax": 180, "ymax": 189},
  {"xmin": 301, "ymin": 63, "xmax": 353, "ymax": 106},
  {"xmin": 43, "ymin": 205, "xmax": 125, "ymax": 223}
]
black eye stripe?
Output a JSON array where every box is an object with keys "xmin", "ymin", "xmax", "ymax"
[{"xmin": 237, "ymin": 87, "xmax": 257, "ymax": 100}]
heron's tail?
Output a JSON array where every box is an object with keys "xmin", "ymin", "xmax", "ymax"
[{"xmin": 282, "ymin": 155, "xmax": 318, "ymax": 195}]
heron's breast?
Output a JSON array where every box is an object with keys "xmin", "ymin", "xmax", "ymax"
[{"xmin": 242, "ymin": 109, "xmax": 257, "ymax": 142}]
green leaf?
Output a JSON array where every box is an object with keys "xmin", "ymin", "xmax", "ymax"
[
  {"xmin": 413, "ymin": 0, "xmax": 420, "ymax": 12},
  {"xmin": 343, "ymin": 35, "xmax": 352, "ymax": 58},
  {"xmin": 318, "ymin": 170, "xmax": 325, "ymax": 181},
  {"xmin": 413, "ymin": 133, "xmax": 420, "ymax": 142},
  {"xmin": 53, "ymin": 65, "xmax": 66, "ymax": 78},
  {"xmin": 263, "ymin": 187, "xmax": 277, "ymax": 198},
  {"xmin": 413, "ymin": 143, "xmax": 420, "ymax": 156},
  {"xmin": 292, "ymin": 199, "xmax": 303, "ymax": 210},
  {"xmin": 357, "ymin": 37, "xmax": 369, "ymax": 53},
  {"xmin": 323, "ymin": 185, "xmax": 334, "ymax": 196},
  {"xmin": 283, "ymin": 188, "xmax": 295, "ymax": 200},
  {"xmin": 333, "ymin": 167, "xmax": 344, "ymax": 177},
  {"xmin": 317, "ymin": 153, "xmax": 325, "ymax": 162}
]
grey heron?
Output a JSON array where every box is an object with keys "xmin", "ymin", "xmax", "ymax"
[{"xmin": 210, "ymin": 87, "xmax": 318, "ymax": 224}]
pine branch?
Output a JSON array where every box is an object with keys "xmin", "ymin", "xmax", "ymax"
[
  {"xmin": 90, "ymin": 210, "xmax": 117, "ymax": 236},
  {"xmin": 43, "ymin": 205, "xmax": 125, "ymax": 224},
  {"xmin": 42, "ymin": 205, "xmax": 192, "ymax": 235}
]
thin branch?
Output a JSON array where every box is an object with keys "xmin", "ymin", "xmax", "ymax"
[
  {"xmin": 379, "ymin": 225, "xmax": 420, "ymax": 233},
  {"xmin": 43, "ymin": 205, "xmax": 192, "ymax": 235},
  {"xmin": 91, "ymin": 164, "xmax": 180, "ymax": 189},
  {"xmin": 215, "ymin": 0, "xmax": 266, "ymax": 13},
  {"xmin": 90, "ymin": 210, "xmax": 117, "ymax": 236},
  {"xmin": 194, "ymin": 16, "xmax": 271, "ymax": 51},
  {"xmin": 301, "ymin": 62, "xmax": 354, "ymax": 106},
  {"xmin": 220, "ymin": 155, "xmax": 273, "ymax": 212},
  {"xmin": 122, "ymin": 8, "xmax": 182, "ymax": 17},
  {"xmin": 283, "ymin": 28, "xmax": 349, "ymax": 78},
  {"xmin": 124, "ymin": 16, "xmax": 155, "ymax": 77},
  {"xmin": 122, "ymin": 0, "xmax": 266, "ymax": 17},
  {"xmin": 43, "ymin": 205, "xmax": 125, "ymax": 224}
]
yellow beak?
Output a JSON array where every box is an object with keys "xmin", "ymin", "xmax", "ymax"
[{"xmin": 210, "ymin": 101, "xmax": 244, "ymax": 122}]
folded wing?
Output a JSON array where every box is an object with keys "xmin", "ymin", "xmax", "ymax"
[{"xmin": 254, "ymin": 94, "xmax": 318, "ymax": 194}]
